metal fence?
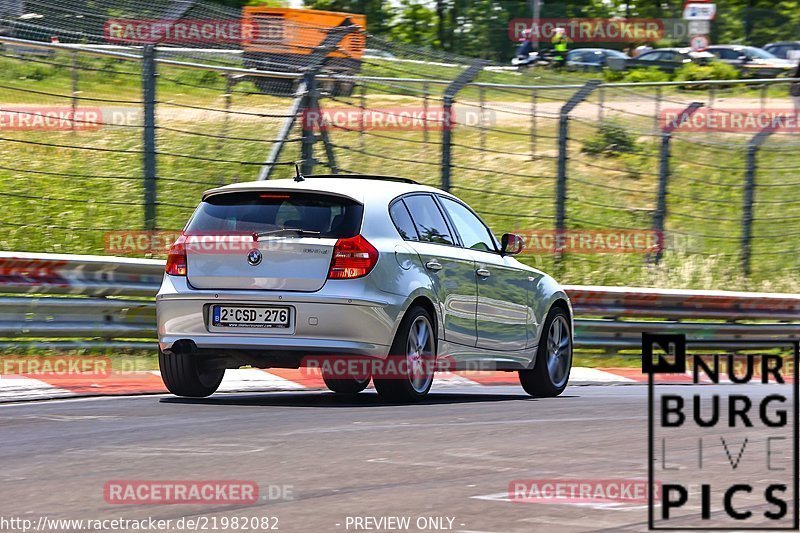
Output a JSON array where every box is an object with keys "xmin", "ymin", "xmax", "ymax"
[
  {"xmin": 3, "ymin": 252, "xmax": 800, "ymax": 352},
  {"xmin": 0, "ymin": 23, "xmax": 799, "ymax": 290}
]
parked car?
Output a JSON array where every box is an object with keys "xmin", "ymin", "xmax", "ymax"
[
  {"xmin": 706, "ymin": 45, "xmax": 795, "ymax": 78},
  {"xmin": 622, "ymin": 48, "xmax": 714, "ymax": 73},
  {"xmin": 764, "ymin": 41, "xmax": 800, "ymax": 61},
  {"xmin": 566, "ymin": 48, "xmax": 630, "ymax": 71},
  {"xmin": 157, "ymin": 175, "xmax": 574, "ymax": 402}
]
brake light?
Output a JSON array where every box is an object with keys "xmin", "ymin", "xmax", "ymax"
[
  {"xmin": 165, "ymin": 235, "xmax": 187, "ymax": 276},
  {"xmin": 328, "ymin": 235, "xmax": 378, "ymax": 279}
]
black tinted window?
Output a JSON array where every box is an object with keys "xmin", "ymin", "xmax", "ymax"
[
  {"xmin": 186, "ymin": 191, "xmax": 363, "ymax": 238},
  {"xmin": 389, "ymin": 200, "xmax": 419, "ymax": 241},
  {"xmin": 402, "ymin": 195, "xmax": 454, "ymax": 245}
]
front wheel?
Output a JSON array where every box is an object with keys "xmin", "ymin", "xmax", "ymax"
[
  {"xmin": 519, "ymin": 306, "xmax": 572, "ymax": 397},
  {"xmin": 374, "ymin": 306, "xmax": 436, "ymax": 402},
  {"xmin": 159, "ymin": 349, "xmax": 225, "ymax": 398}
]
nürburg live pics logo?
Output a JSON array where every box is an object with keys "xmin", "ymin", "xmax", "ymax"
[{"xmin": 644, "ymin": 333, "xmax": 798, "ymax": 530}]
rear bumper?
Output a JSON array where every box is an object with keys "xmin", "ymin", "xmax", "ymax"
[{"xmin": 157, "ymin": 275, "xmax": 397, "ymax": 359}]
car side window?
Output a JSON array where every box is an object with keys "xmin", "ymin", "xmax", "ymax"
[
  {"xmin": 389, "ymin": 200, "xmax": 419, "ymax": 241},
  {"xmin": 402, "ymin": 194, "xmax": 455, "ymax": 245},
  {"xmin": 638, "ymin": 52, "xmax": 661, "ymax": 61},
  {"xmin": 438, "ymin": 196, "xmax": 497, "ymax": 253}
]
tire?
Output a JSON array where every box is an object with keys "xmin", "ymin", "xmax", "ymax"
[
  {"xmin": 373, "ymin": 306, "xmax": 436, "ymax": 402},
  {"xmin": 323, "ymin": 374, "xmax": 370, "ymax": 394},
  {"xmin": 519, "ymin": 306, "xmax": 572, "ymax": 397},
  {"xmin": 159, "ymin": 348, "xmax": 225, "ymax": 398}
]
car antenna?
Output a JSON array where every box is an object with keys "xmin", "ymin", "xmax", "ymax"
[{"xmin": 294, "ymin": 162, "xmax": 305, "ymax": 182}]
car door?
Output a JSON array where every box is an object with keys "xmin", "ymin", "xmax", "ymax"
[
  {"xmin": 436, "ymin": 195, "xmax": 533, "ymax": 355},
  {"xmin": 631, "ymin": 50, "xmax": 662, "ymax": 70},
  {"xmin": 394, "ymin": 194, "xmax": 477, "ymax": 348}
]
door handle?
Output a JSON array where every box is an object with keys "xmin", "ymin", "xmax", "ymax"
[
  {"xmin": 476, "ymin": 267, "xmax": 491, "ymax": 278},
  {"xmin": 425, "ymin": 260, "xmax": 443, "ymax": 272}
]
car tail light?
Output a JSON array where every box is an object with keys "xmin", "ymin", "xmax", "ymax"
[
  {"xmin": 165, "ymin": 235, "xmax": 187, "ymax": 276},
  {"xmin": 328, "ymin": 234, "xmax": 378, "ymax": 279}
]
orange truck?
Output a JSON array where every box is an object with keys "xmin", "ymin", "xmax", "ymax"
[{"xmin": 242, "ymin": 6, "xmax": 367, "ymax": 96}]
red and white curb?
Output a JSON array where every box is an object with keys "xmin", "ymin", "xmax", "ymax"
[{"xmin": 0, "ymin": 368, "xmax": 643, "ymax": 403}]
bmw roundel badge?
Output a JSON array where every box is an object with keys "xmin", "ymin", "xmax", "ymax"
[{"xmin": 247, "ymin": 249, "xmax": 262, "ymax": 266}]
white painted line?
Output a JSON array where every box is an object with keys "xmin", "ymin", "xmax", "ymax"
[
  {"xmin": 218, "ymin": 369, "xmax": 307, "ymax": 392},
  {"xmin": 0, "ymin": 376, "xmax": 76, "ymax": 401},
  {"xmin": 570, "ymin": 367, "xmax": 637, "ymax": 383}
]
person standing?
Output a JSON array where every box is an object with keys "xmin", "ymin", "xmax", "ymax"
[{"xmin": 551, "ymin": 27, "xmax": 569, "ymax": 69}]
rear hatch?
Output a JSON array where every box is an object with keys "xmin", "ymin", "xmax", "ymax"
[{"xmin": 184, "ymin": 190, "xmax": 363, "ymax": 291}]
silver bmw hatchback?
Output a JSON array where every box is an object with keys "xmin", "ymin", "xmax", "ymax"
[{"xmin": 157, "ymin": 175, "xmax": 573, "ymax": 401}]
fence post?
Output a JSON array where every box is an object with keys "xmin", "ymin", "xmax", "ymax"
[
  {"xmin": 360, "ymin": 81, "xmax": 367, "ymax": 150},
  {"xmin": 741, "ymin": 126, "xmax": 776, "ymax": 276},
  {"xmin": 142, "ymin": 44, "xmax": 157, "ymax": 233},
  {"xmin": 422, "ymin": 81, "xmax": 429, "ymax": 144},
  {"xmin": 652, "ymin": 102, "xmax": 703, "ymax": 263},
  {"xmin": 300, "ymin": 72, "xmax": 317, "ymax": 176},
  {"xmin": 555, "ymin": 80, "xmax": 601, "ymax": 238},
  {"xmin": 70, "ymin": 52, "xmax": 78, "ymax": 132},
  {"xmin": 530, "ymin": 89, "xmax": 537, "ymax": 160},
  {"xmin": 479, "ymin": 84, "xmax": 486, "ymax": 154},
  {"xmin": 440, "ymin": 61, "xmax": 486, "ymax": 191},
  {"xmin": 597, "ymin": 84, "xmax": 604, "ymax": 123},
  {"xmin": 257, "ymin": 20, "xmax": 358, "ymax": 180}
]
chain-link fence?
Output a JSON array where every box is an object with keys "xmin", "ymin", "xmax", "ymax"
[{"xmin": 1, "ymin": 0, "xmax": 799, "ymax": 291}]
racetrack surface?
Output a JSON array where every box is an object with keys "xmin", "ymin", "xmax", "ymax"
[{"xmin": 0, "ymin": 384, "xmax": 791, "ymax": 532}]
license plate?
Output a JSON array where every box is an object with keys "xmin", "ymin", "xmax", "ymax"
[{"xmin": 211, "ymin": 305, "xmax": 290, "ymax": 328}]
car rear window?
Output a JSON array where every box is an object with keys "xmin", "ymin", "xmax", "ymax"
[{"xmin": 185, "ymin": 191, "xmax": 363, "ymax": 238}]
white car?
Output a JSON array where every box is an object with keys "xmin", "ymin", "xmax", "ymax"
[{"xmin": 157, "ymin": 175, "xmax": 573, "ymax": 402}]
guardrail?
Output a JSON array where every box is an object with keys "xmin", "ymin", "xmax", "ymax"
[{"xmin": 2, "ymin": 252, "xmax": 799, "ymax": 352}]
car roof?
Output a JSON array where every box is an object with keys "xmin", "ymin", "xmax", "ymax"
[{"xmin": 201, "ymin": 175, "xmax": 453, "ymax": 204}]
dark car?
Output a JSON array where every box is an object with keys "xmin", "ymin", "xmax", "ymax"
[
  {"xmin": 706, "ymin": 45, "xmax": 795, "ymax": 78},
  {"xmin": 566, "ymin": 48, "xmax": 630, "ymax": 71},
  {"xmin": 764, "ymin": 41, "xmax": 800, "ymax": 61},
  {"xmin": 622, "ymin": 48, "xmax": 714, "ymax": 73}
]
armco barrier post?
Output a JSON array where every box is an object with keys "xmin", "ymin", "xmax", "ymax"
[
  {"xmin": 555, "ymin": 80, "xmax": 601, "ymax": 242},
  {"xmin": 441, "ymin": 61, "xmax": 486, "ymax": 191},
  {"xmin": 652, "ymin": 102, "xmax": 703, "ymax": 263},
  {"xmin": 142, "ymin": 44, "xmax": 157, "ymax": 232},
  {"xmin": 742, "ymin": 126, "xmax": 776, "ymax": 276}
]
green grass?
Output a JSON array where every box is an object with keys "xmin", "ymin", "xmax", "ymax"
[{"xmin": 1, "ymin": 50, "xmax": 799, "ymax": 291}]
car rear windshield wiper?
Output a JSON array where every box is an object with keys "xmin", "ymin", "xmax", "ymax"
[{"xmin": 253, "ymin": 228, "xmax": 322, "ymax": 240}]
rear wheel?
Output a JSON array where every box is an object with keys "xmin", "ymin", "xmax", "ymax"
[
  {"xmin": 322, "ymin": 374, "xmax": 370, "ymax": 394},
  {"xmin": 159, "ymin": 349, "xmax": 225, "ymax": 398},
  {"xmin": 374, "ymin": 306, "xmax": 436, "ymax": 402},
  {"xmin": 519, "ymin": 306, "xmax": 572, "ymax": 397}
]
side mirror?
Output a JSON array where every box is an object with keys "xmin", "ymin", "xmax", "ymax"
[{"xmin": 501, "ymin": 233, "xmax": 524, "ymax": 256}]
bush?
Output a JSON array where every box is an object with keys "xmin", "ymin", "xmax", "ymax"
[
  {"xmin": 582, "ymin": 121, "xmax": 638, "ymax": 156},
  {"xmin": 674, "ymin": 61, "xmax": 740, "ymax": 84},
  {"xmin": 621, "ymin": 67, "xmax": 671, "ymax": 83}
]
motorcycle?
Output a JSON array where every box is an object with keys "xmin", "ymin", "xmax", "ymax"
[{"xmin": 511, "ymin": 48, "xmax": 563, "ymax": 70}]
